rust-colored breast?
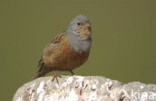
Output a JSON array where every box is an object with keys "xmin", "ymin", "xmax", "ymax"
[{"xmin": 43, "ymin": 33, "xmax": 90, "ymax": 71}]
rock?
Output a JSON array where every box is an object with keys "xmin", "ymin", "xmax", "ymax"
[{"xmin": 13, "ymin": 76, "xmax": 156, "ymax": 101}]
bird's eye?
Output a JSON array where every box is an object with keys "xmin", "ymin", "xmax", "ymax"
[{"xmin": 77, "ymin": 22, "xmax": 81, "ymax": 25}]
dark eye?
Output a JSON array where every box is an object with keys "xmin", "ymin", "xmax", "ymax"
[{"xmin": 77, "ymin": 22, "xmax": 81, "ymax": 25}]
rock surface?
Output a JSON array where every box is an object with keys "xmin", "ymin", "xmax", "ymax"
[{"xmin": 13, "ymin": 76, "xmax": 156, "ymax": 101}]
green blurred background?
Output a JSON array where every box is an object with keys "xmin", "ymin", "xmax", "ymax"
[{"xmin": 0, "ymin": 0, "xmax": 156, "ymax": 100}]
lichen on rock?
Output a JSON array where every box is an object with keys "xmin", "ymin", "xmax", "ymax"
[{"xmin": 13, "ymin": 76, "xmax": 156, "ymax": 101}]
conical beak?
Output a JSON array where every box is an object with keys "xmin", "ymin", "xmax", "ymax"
[
  {"xmin": 84, "ymin": 23, "xmax": 91, "ymax": 32},
  {"xmin": 79, "ymin": 23, "xmax": 91, "ymax": 39}
]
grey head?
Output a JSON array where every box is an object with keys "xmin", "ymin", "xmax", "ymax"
[{"xmin": 66, "ymin": 14, "xmax": 92, "ymax": 52}]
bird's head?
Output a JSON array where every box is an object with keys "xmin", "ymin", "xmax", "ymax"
[{"xmin": 66, "ymin": 14, "xmax": 91, "ymax": 40}]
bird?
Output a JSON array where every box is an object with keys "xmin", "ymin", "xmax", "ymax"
[{"xmin": 34, "ymin": 14, "xmax": 92, "ymax": 83}]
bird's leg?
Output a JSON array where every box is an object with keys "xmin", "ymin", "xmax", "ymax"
[
  {"xmin": 52, "ymin": 71, "xmax": 61, "ymax": 84},
  {"xmin": 70, "ymin": 70, "xmax": 75, "ymax": 75}
]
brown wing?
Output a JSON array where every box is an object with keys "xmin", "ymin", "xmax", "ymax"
[
  {"xmin": 50, "ymin": 33, "xmax": 65, "ymax": 44},
  {"xmin": 37, "ymin": 33, "xmax": 66, "ymax": 72}
]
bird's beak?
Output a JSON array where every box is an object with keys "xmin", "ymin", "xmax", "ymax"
[
  {"xmin": 80, "ymin": 23, "xmax": 91, "ymax": 39},
  {"xmin": 76, "ymin": 22, "xmax": 91, "ymax": 39},
  {"xmin": 84, "ymin": 23, "xmax": 91, "ymax": 32}
]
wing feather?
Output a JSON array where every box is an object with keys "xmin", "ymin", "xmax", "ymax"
[{"xmin": 37, "ymin": 33, "xmax": 66, "ymax": 72}]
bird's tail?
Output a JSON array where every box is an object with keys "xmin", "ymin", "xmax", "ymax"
[
  {"xmin": 33, "ymin": 72, "xmax": 45, "ymax": 80},
  {"xmin": 33, "ymin": 58, "xmax": 45, "ymax": 80}
]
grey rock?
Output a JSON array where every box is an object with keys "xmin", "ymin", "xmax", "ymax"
[{"xmin": 13, "ymin": 76, "xmax": 156, "ymax": 101}]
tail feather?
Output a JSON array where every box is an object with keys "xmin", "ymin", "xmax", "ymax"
[
  {"xmin": 38, "ymin": 58, "xmax": 44, "ymax": 72},
  {"xmin": 33, "ymin": 58, "xmax": 45, "ymax": 80},
  {"xmin": 33, "ymin": 72, "xmax": 45, "ymax": 80}
]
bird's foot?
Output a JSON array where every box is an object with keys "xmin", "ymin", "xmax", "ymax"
[{"xmin": 51, "ymin": 71, "xmax": 61, "ymax": 84}]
